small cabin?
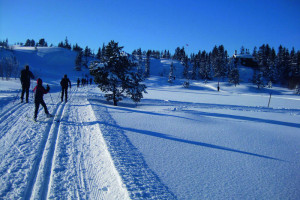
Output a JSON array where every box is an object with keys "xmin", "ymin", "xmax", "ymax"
[{"xmin": 233, "ymin": 50, "xmax": 258, "ymax": 68}]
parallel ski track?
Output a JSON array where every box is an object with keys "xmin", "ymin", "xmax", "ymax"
[
  {"xmin": 66, "ymin": 95, "xmax": 91, "ymax": 200},
  {"xmin": 0, "ymin": 102, "xmax": 27, "ymax": 126},
  {"xmin": 23, "ymin": 101, "xmax": 67, "ymax": 200},
  {"xmin": 0, "ymin": 103, "xmax": 31, "ymax": 141},
  {"xmin": 0, "ymin": 103, "xmax": 25, "ymax": 123}
]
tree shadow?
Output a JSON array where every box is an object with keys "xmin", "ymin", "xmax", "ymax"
[
  {"xmin": 88, "ymin": 100, "xmax": 284, "ymax": 161},
  {"xmin": 184, "ymin": 110, "xmax": 300, "ymax": 129},
  {"xmin": 99, "ymin": 122, "xmax": 284, "ymax": 162}
]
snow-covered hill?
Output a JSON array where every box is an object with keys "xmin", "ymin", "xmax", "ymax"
[{"xmin": 0, "ymin": 46, "xmax": 300, "ymax": 199}]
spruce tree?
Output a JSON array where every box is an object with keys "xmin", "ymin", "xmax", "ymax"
[
  {"xmin": 75, "ymin": 51, "xmax": 83, "ymax": 71},
  {"xmin": 83, "ymin": 46, "xmax": 91, "ymax": 68},
  {"xmin": 228, "ymin": 68, "xmax": 239, "ymax": 87},
  {"xmin": 137, "ymin": 48, "xmax": 143, "ymax": 75},
  {"xmin": 168, "ymin": 62, "xmax": 175, "ymax": 83},
  {"xmin": 295, "ymin": 84, "xmax": 300, "ymax": 95},
  {"xmin": 191, "ymin": 56, "xmax": 198, "ymax": 80},
  {"xmin": 90, "ymin": 40, "xmax": 147, "ymax": 106},
  {"xmin": 38, "ymin": 38, "xmax": 47, "ymax": 47},
  {"xmin": 64, "ymin": 37, "xmax": 71, "ymax": 49},
  {"xmin": 73, "ymin": 43, "xmax": 83, "ymax": 52},
  {"xmin": 240, "ymin": 46, "xmax": 245, "ymax": 54},
  {"xmin": 25, "ymin": 39, "xmax": 31, "ymax": 46},
  {"xmin": 182, "ymin": 56, "xmax": 189, "ymax": 79},
  {"xmin": 253, "ymin": 71, "xmax": 264, "ymax": 89},
  {"xmin": 252, "ymin": 46, "xmax": 258, "ymax": 61},
  {"xmin": 144, "ymin": 50, "xmax": 151, "ymax": 78},
  {"xmin": 212, "ymin": 45, "xmax": 227, "ymax": 91},
  {"xmin": 96, "ymin": 47, "xmax": 102, "ymax": 60}
]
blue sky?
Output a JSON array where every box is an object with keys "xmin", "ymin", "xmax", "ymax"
[{"xmin": 1, "ymin": 0, "xmax": 299, "ymax": 56}]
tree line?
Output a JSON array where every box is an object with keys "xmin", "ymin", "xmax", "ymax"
[{"xmin": 1, "ymin": 37, "xmax": 300, "ymax": 92}]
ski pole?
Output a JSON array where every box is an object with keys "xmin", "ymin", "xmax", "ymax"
[
  {"xmin": 268, "ymin": 92, "xmax": 272, "ymax": 108},
  {"xmin": 13, "ymin": 89, "xmax": 21, "ymax": 104},
  {"xmin": 50, "ymin": 93, "xmax": 54, "ymax": 104}
]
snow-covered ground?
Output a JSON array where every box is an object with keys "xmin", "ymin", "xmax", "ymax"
[{"xmin": 0, "ymin": 47, "xmax": 300, "ymax": 199}]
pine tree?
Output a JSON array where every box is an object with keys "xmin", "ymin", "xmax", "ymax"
[
  {"xmin": 168, "ymin": 62, "xmax": 175, "ymax": 83},
  {"xmin": 252, "ymin": 46, "xmax": 258, "ymax": 61},
  {"xmin": 101, "ymin": 43, "xmax": 106, "ymax": 61},
  {"xmin": 0, "ymin": 55, "xmax": 19, "ymax": 80},
  {"xmin": 137, "ymin": 48, "xmax": 143, "ymax": 75},
  {"xmin": 75, "ymin": 51, "xmax": 83, "ymax": 71},
  {"xmin": 83, "ymin": 46, "xmax": 91, "ymax": 68},
  {"xmin": 73, "ymin": 43, "xmax": 83, "ymax": 52},
  {"xmin": 64, "ymin": 37, "xmax": 71, "ymax": 50},
  {"xmin": 263, "ymin": 47, "xmax": 277, "ymax": 83},
  {"xmin": 30, "ymin": 39, "xmax": 35, "ymax": 47},
  {"xmin": 90, "ymin": 40, "xmax": 147, "ymax": 106},
  {"xmin": 38, "ymin": 38, "xmax": 47, "ymax": 47},
  {"xmin": 25, "ymin": 39, "xmax": 31, "ymax": 46},
  {"xmin": 191, "ymin": 56, "xmax": 198, "ymax": 80},
  {"xmin": 58, "ymin": 41, "xmax": 64, "ymax": 48},
  {"xmin": 144, "ymin": 50, "xmax": 151, "ymax": 78},
  {"xmin": 96, "ymin": 47, "xmax": 102, "ymax": 60},
  {"xmin": 228, "ymin": 67, "xmax": 239, "ymax": 87},
  {"xmin": 295, "ymin": 84, "xmax": 300, "ymax": 95},
  {"xmin": 182, "ymin": 56, "xmax": 189, "ymax": 79},
  {"xmin": 240, "ymin": 46, "xmax": 245, "ymax": 54},
  {"xmin": 253, "ymin": 71, "xmax": 264, "ymax": 89},
  {"xmin": 212, "ymin": 45, "xmax": 227, "ymax": 91},
  {"xmin": 257, "ymin": 44, "xmax": 266, "ymax": 68}
]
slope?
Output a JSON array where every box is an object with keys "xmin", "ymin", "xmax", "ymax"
[{"xmin": 1, "ymin": 46, "xmax": 300, "ymax": 199}]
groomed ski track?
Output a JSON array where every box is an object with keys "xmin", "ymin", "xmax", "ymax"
[{"xmin": 0, "ymin": 86, "xmax": 131, "ymax": 199}]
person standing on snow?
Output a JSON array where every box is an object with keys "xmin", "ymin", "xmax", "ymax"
[
  {"xmin": 60, "ymin": 74, "xmax": 71, "ymax": 102},
  {"xmin": 20, "ymin": 65, "xmax": 35, "ymax": 103},
  {"xmin": 33, "ymin": 78, "xmax": 52, "ymax": 121}
]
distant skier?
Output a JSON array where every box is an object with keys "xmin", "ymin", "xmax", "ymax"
[
  {"xmin": 20, "ymin": 65, "xmax": 35, "ymax": 103},
  {"xmin": 77, "ymin": 78, "xmax": 80, "ymax": 87},
  {"xmin": 60, "ymin": 74, "xmax": 71, "ymax": 102},
  {"xmin": 90, "ymin": 78, "xmax": 92, "ymax": 85},
  {"xmin": 33, "ymin": 78, "xmax": 52, "ymax": 121}
]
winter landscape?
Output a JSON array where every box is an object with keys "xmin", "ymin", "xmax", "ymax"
[
  {"xmin": 0, "ymin": 44, "xmax": 299, "ymax": 200},
  {"xmin": 1, "ymin": 0, "xmax": 300, "ymax": 199}
]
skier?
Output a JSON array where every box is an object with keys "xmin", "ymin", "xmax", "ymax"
[
  {"xmin": 33, "ymin": 78, "xmax": 52, "ymax": 121},
  {"xmin": 20, "ymin": 65, "xmax": 35, "ymax": 103},
  {"xmin": 60, "ymin": 74, "xmax": 71, "ymax": 102},
  {"xmin": 77, "ymin": 78, "xmax": 80, "ymax": 87},
  {"xmin": 89, "ymin": 78, "xmax": 92, "ymax": 85}
]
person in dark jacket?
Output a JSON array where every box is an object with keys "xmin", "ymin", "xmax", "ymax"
[
  {"xmin": 20, "ymin": 65, "xmax": 35, "ymax": 103},
  {"xmin": 33, "ymin": 78, "xmax": 52, "ymax": 121},
  {"xmin": 60, "ymin": 74, "xmax": 71, "ymax": 102}
]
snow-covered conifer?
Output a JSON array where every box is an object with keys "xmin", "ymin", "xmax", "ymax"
[
  {"xmin": 182, "ymin": 56, "xmax": 189, "ymax": 79},
  {"xmin": 144, "ymin": 50, "xmax": 151, "ymax": 78},
  {"xmin": 228, "ymin": 68, "xmax": 240, "ymax": 87},
  {"xmin": 295, "ymin": 84, "xmax": 300, "ymax": 95},
  {"xmin": 75, "ymin": 51, "xmax": 83, "ymax": 71},
  {"xmin": 90, "ymin": 40, "xmax": 147, "ymax": 106},
  {"xmin": 168, "ymin": 62, "xmax": 175, "ymax": 83}
]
